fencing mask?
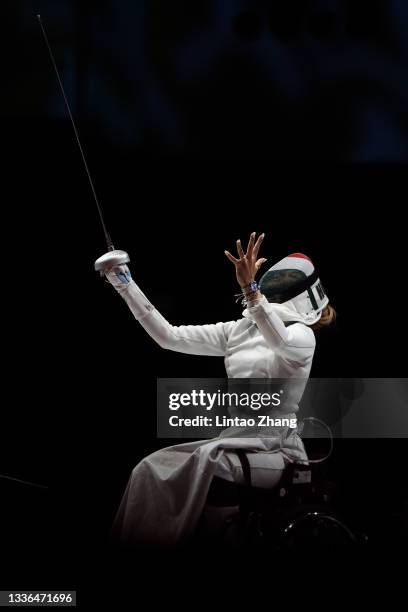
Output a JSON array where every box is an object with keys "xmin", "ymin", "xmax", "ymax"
[{"xmin": 258, "ymin": 253, "xmax": 329, "ymax": 325}]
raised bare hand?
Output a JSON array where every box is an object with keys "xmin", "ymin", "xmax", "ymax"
[{"xmin": 225, "ymin": 232, "xmax": 267, "ymax": 289}]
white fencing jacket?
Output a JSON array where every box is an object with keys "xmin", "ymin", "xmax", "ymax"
[
  {"xmin": 111, "ymin": 278, "xmax": 316, "ymax": 546},
  {"xmin": 117, "ymin": 280, "xmax": 316, "ymax": 381}
]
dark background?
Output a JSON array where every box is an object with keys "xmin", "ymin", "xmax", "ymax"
[{"xmin": 2, "ymin": 0, "xmax": 408, "ymax": 601}]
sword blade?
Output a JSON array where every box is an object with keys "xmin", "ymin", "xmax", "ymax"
[{"xmin": 37, "ymin": 14, "xmax": 114, "ymax": 251}]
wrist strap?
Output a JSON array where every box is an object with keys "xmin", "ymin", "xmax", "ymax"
[
  {"xmin": 242, "ymin": 280, "xmax": 259, "ymax": 296},
  {"xmin": 234, "ymin": 281, "xmax": 261, "ymax": 305}
]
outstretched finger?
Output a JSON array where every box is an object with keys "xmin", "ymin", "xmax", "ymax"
[
  {"xmin": 255, "ymin": 257, "xmax": 268, "ymax": 273},
  {"xmin": 236, "ymin": 239, "xmax": 245, "ymax": 259},
  {"xmin": 246, "ymin": 232, "xmax": 256, "ymax": 257},
  {"xmin": 225, "ymin": 250, "xmax": 239, "ymax": 264},
  {"xmin": 253, "ymin": 233, "xmax": 265, "ymax": 258}
]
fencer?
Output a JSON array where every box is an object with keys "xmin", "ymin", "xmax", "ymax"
[
  {"xmin": 103, "ymin": 233, "xmax": 336, "ymax": 546},
  {"xmin": 37, "ymin": 24, "xmax": 332, "ymax": 544}
]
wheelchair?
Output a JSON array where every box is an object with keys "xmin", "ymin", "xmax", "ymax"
[{"xmin": 195, "ymin": 428, "xmax": 365, "ymax": 555}]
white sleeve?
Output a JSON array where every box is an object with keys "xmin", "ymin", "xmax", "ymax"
[
  {"xmin": 113, "ymin": 279, "xmax": 233, "ymax": 356},
  {"xmin": 246, "ymin": 295, "xmax": 316, "ymax": 362}
]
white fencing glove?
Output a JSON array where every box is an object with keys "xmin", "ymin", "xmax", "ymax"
[
  {"xmin": 105, "ymin": 264, "xmax": 132, "ymax": 293},
  {"xmin": 104, "ymin": 260, "xmax": 156, "ymax": 321}
]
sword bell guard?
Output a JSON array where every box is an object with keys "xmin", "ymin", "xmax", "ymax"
[{"xmin": 94, "ymin": 250, "xmax": 130, "ymax": 274}]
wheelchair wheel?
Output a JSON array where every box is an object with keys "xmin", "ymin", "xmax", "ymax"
[
  {"xmin": 212, "ymin": 503, "xmax": 359, "ymax": 554},
  {"xmin": 275, "ymin": 505, "xmax": 358, "ymax": 554}
]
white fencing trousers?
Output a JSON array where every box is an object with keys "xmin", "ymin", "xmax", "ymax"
[{"xmin": 112, "ymin": 432, "xmax": 308, "ymax": 547}]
